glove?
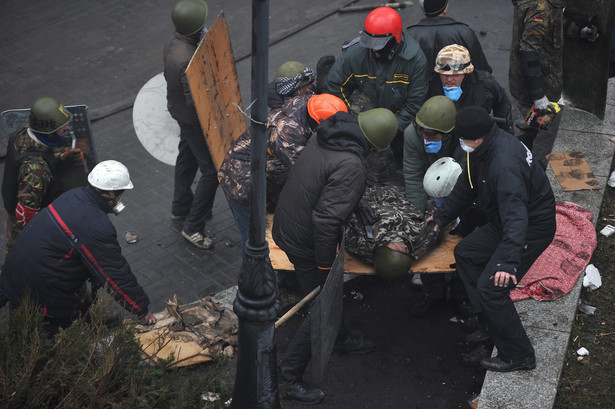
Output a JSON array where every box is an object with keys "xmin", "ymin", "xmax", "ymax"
[
  {"xmin": 61, "ymin": 147, "xmax": 85, "ymax": 165},
  {"xmin": 354, "ymin": 198, "xmax": 378, "ymax": 228},
  {"xmin": 533, "ymin": 96, "xmax": 555, "ymax": 115},
  {"xmin": 580, "ymin": 24, "xmax": 599, "ymax": 42},
  {"xmin": 15, "ymin": 202, "xmax": 39, "ymax": 227}
]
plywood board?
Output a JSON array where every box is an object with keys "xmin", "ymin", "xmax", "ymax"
[
  {"xmin": 186, "ymin": 12, "xmax": 247, "ymax": 170},
  {"xmin": 547, "ymin": 152, "xmax": 600, "ymax": 191},
  {"xmin": 266, "ymin": 214, "xmax": 460, "ymax": 275}
]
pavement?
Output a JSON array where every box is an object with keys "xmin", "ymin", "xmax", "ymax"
[{"xmin": 1, "ymin": 1, "xmax": 613, "ymax": 408}]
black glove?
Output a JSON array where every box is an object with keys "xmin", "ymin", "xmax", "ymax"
[{"xmin": 354, "ymin": 198, "xmax": 378, "ymax": 239}]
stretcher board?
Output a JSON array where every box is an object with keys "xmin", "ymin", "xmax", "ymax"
[
  {"xmin": 266, "ymin": 214, "xmax": 462, "ymax": 274},
  {"xmin": 186, "ymin": 12, "xmax": 246, "ymax": 171}
]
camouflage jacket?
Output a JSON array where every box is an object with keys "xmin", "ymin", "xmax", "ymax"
[
  {"xmin": 509, "ymin": 0, "xmax": 564, "ymax": 104},
  {"xmin": 344, "ymin": 185, "xmax": 439, "ymax": 265},
  {"xmin": 2, "ymin": 128, "xmax": 62, "ymax": 248},
  {"xmin": 218, "ymin": 95, "xmax": 312, "ymax": 209}
]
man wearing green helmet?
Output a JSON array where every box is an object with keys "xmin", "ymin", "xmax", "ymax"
[
  {"xmin": 272, "ymin": 107, "xmax": 397, "ymax": 404},
  {"xmin": 2, "ymin": 97, "xmax": 84, "ymax": 252},
  {"xmin": 164, "ymin": 0, "xmax": 219, "ymax": 250},
  {"xmin": 267, "ymin": 60, "xmax": 315, "ymax": 110}
]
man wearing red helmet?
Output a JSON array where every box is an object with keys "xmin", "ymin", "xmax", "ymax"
[{"xmin": 326, "ymin": 6, "xmax": 429, "ymax": 167}]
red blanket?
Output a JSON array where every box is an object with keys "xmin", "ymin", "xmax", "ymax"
[{"xmin": 510, "ymin": 201, "xmax": 596, "ymax": 301}]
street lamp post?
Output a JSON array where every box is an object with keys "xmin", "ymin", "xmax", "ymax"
[{"xmin": 231, "ymin": 0, "xmax": 280, "ymax": 408}]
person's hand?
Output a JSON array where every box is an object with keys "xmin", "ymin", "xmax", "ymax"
[
  {"xmin": 426, "ymin": 215, "xmax": 439, "ymax": 231},
  {"xmin": 61, "ymin": 147, "xmax": 84, "ymax": 165},
  {"xmin": 533, "ymin": 96, "xmax": 555, "ymax": 114},
  {"xmin": 491, "ymin": 271, "xmax": 517, "ymax": 288},
  {"xmin": 140, "ymin": 312, "xmax": 157, "ymax": 325},
  {"xmin": 387, "ymin": 241, "xmax": 408, "ymax": 253}
]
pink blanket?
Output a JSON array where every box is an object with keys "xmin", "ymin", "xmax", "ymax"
[{"xmin": 510, "ymin": 201, "xmax": 596, "ymax": 301}]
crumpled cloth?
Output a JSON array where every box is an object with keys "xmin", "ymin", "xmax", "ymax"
[{"xmin": 510, "ymin": 201, "xmax": 596, "ymax": 301}]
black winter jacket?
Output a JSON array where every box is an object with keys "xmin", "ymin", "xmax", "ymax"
[
  {"xmin": 434, "ymin": 125, "xmax": 555, "ymax": 275},
  {"xmin": 0, "ymin": 186, "xmax": 150, "ymax": 319},
  {"xmin": 407, "ymin": 16, "xmax": 492, "ymax": 73},
  {"xmin": 272, "ymin": 112, "xmax": 370, "ymax": 268},
  {"xmin": 428, "ymin": 70, "xmax": 513, "ymax": 133},
  {"xmin": 163, "ymin": 31, "xmax": 200, "ymax": 126}
]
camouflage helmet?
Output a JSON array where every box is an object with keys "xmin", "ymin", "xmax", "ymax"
[
  {"xmin": 423, "ymin": 156, "xmax": 462, "ymax": 198},
  {"xmin": 307, "ymin": 94, "xmax": 348, "ymax": 124},
  {"xmin": 416, "ymin": 96, "xmax": 456, "ymax": 134},
  {"xmin": 29, "ymin": 97, "xmax": 72, "ymax": 134},
  {"xmin": 358, "ymin": 108, "xmax": 398, "ymax": 152},
  {"xmin": 373, "ymin": 246, "xmax": 413, "ymax": 280},
  {"xmin": 434, "ymin": 44, "xmax": 474, "ymax": 75},
  {"xmin": 172, "ymin": 0, "xmax": 208, "ymax": 36}
]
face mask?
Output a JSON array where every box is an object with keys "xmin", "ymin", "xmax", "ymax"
[
  {"xmin": 459, "ymin": 139, "xmax": 475, "ymax": 153},
  {"xmin": 424, "ymin": 140, "xmax": 442, "ymax": 153},
  {"xmin": 112, "ymin": 201, "xmax": 126, "ymax": 215},
  {"xmin": 443, "ymin": 86, "xmax": 463, "ymax": 102}
]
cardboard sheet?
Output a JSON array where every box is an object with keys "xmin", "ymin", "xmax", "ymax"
[{"xmin": 547, "ymin": 152, "xmax": 600, "ymax": 191}]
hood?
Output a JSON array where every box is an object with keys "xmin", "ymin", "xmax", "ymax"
[{"xmin": 316, "ymin": 112, "xmax": 371, "ymax": 160}]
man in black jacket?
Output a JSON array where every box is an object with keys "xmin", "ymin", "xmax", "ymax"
[
  {"xmin": 164, "ymin": 0, "xmax": 218, "ymax": 249},
  {"xmin": 272, "ymin": 108, "xmax": 398, "ymax": 404},
  {"xmin": 408, "ymin": 0, "xmax": 491, "ymax": 73},
  {"xmin": 0, "ymin": 161, "xmax": 157, "ymax": 337},
  {"xmin": 431, "ymin": 106, "xmax": 555, "ymax": 372}
]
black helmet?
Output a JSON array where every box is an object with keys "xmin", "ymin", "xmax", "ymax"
[
  {"xmin": 29, "ymin": 97, "xmax": 72, "ymax": 134},
  {"xmin": 172, "ymin": 0, "xmax": 208, "ymax": 35},
  {"xmin": 373, "ymin": 246, "xmax": 413, "ymax": 280}
]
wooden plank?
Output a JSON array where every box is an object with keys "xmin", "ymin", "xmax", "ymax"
[
  {"xmin": 185, "ymin": 12, "xmax": 246, "ymax": 171},
  {"xmin": 266, "ymin": 214, "xmax": 461, "ymax": 275}
]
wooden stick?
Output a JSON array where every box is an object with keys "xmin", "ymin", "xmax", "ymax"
[
  {"xmin": 339, "ymin": 2, "xmax": 408, "ymax": 13},
  {"xmin": 275, "ymin": 286, "xmax": 321, "ymax": 328}
]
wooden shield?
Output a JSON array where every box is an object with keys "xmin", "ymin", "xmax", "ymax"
[{"xmin": 186, "ymin": 12, "xmax": 246, "ymax": 171}]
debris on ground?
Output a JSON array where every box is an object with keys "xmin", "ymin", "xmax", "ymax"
[
  {"xmin": 576, "ymin": 347, "xmax": 589, "ymax": 356},
  {"xmin": 134, "ymin": 295, "xmax": 238, "ymax": 367},
  {"xmin": 577, "ymin": 300, "xmax": 597, "ymax": 315},
  {"xmin": 582, "ymin": 264, "xmax": 602, "ymax": 291}
]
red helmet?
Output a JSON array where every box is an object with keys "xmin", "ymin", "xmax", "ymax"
[
  {"xmin": 307, "ymin": 94, "xmax": 348, "ymax": 124},
  {"xmin": 361, "ymin": 7, "xmax": 403, "ymax": 50}
]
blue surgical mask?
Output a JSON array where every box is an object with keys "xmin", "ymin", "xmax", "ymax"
[
  {"xmin": 443, "ymin": 86, "xmax": 463, "ymax": 102},
  {"xmin": 459, "ymin": 139, "xmax": 475, "ymax": 153},
  {"xmin": 424, "ymin": 140, "xmax": 442, "ymax": 153}
]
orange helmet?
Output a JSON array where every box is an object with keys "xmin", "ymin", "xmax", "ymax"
[
  {"xmin": 360, "ymin": 7, "xmax": 403, "ymax": 50},
  {"xmin": 307, "ymin": 94, "xmax": 348, "ymax": 124}
]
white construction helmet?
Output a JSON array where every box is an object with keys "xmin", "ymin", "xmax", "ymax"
[
  {"xmin": 88, "ymin": 160, "xmax": 134, "ymax": 191},
  {"xmin": 423, "ymin": 157, "xmax": 461, "ymax": 198}
]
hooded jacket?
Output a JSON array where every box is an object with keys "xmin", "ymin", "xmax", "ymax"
[
  {"xmin": 163, "ymin": 31, "xmax": 200, "ymax": 126},
  {"xmin": 0, "ymin": 186, "xmax": 150, "ymax": 319},
  {"xmin": 407, "ymin": 16, "xmax": 492, "ymax": 74},
  {"xmin": 325, "ymin": 32, "xmax": 428, "ymax": 133},
  {"xmin": 272, "ymin": 112, "xmax": 370, "ymax": 268},
  {"xmin": 434, "ymin": 125, "xmax": 555, "ymax": 274}
]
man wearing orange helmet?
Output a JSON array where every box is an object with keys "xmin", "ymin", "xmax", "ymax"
[
  {"xmin": 326, "ymin": 6, "xmax": 429, "ymax": 166},
  {"xmin": 218, "ymin": 92, "xmax": 347, "ymax": 254}
]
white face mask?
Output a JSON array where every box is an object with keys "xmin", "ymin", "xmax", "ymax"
[{"xmin": 459, "ymin": 139, "xmax": 475, "ymax": 153}]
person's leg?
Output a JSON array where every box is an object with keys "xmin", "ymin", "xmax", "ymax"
[
  {"xmin": 478, "ymin": 222, "xmax": 555, "ymax": 362},
  {"xmin": 228, "ymin": 197, "xmax": 250, "ymax": 255},
  {"xmin": 532, "ymin": 108, "xmax": 562, "ymax": 169},
  {"xmin": 182, "ymin": 127, "xmax": 219, "ymax": 235},
  {"xmin": 172, "ymin": 125, "xmax": 198, "ymax": 218},
  {"xmin": 411, "ymin": 274, "xmax": 447, "ymax": 317}
]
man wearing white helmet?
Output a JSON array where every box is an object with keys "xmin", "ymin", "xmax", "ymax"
[{"xmin": 0, "ymin": 160, "xmax": 156, "ymax": 337}]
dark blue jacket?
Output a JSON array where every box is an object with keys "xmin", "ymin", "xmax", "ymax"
[{"xmin": 0, "ymin": 186, "xmax": 150, "ymax": 319}]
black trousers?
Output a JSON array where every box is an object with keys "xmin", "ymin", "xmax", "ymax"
[{"xmin": 454, "ymin": 221, "xmax": 555, "ymax": 360}]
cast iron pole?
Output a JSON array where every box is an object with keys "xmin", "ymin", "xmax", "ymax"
[{"xmin": 231, "ymin": 0, "xmax": 280, "ymax": 407}]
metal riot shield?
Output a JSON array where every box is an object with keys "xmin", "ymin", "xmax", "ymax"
[
  {"xmin": 562, "ymin": 1, "xmax": 615, "ymax": 119},
  {"xmin": 309, "ymin": 238, "xmax": 345, "ymax": 385},
  {"xmin": 2, "ymin": 105, "xmax": 98, "ymax": 192}
]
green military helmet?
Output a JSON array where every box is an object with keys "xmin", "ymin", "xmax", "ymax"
[
  {"xmin": 28, "ymin": 97, "xmax": 72, "ymax": 134},
  {"xmin": 172, "ymin": 0, "xmax": 208, "ymax": 36},
  {"xmin": 415, "ymin": 95, "xmax": 456, "ymax": 134},
  {"xmin": 358, "ymin": 108, "xmax": 398, "ymax": 151},
  {"xmin": 373, "ymin": 245, "xmax": 414, "ymax": 280},
  {"xmin": 276, "ymin": 61, "xmax": 312, "ymax": 86}
]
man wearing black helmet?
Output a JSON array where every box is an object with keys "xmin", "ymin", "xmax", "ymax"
[
  {"xmin": 164, "ymin": 0, "xmax": 218, "ymax": 249},
  {"xmin": 2, "ymin": 97, "xmax": 83, "ymax": 252}
]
